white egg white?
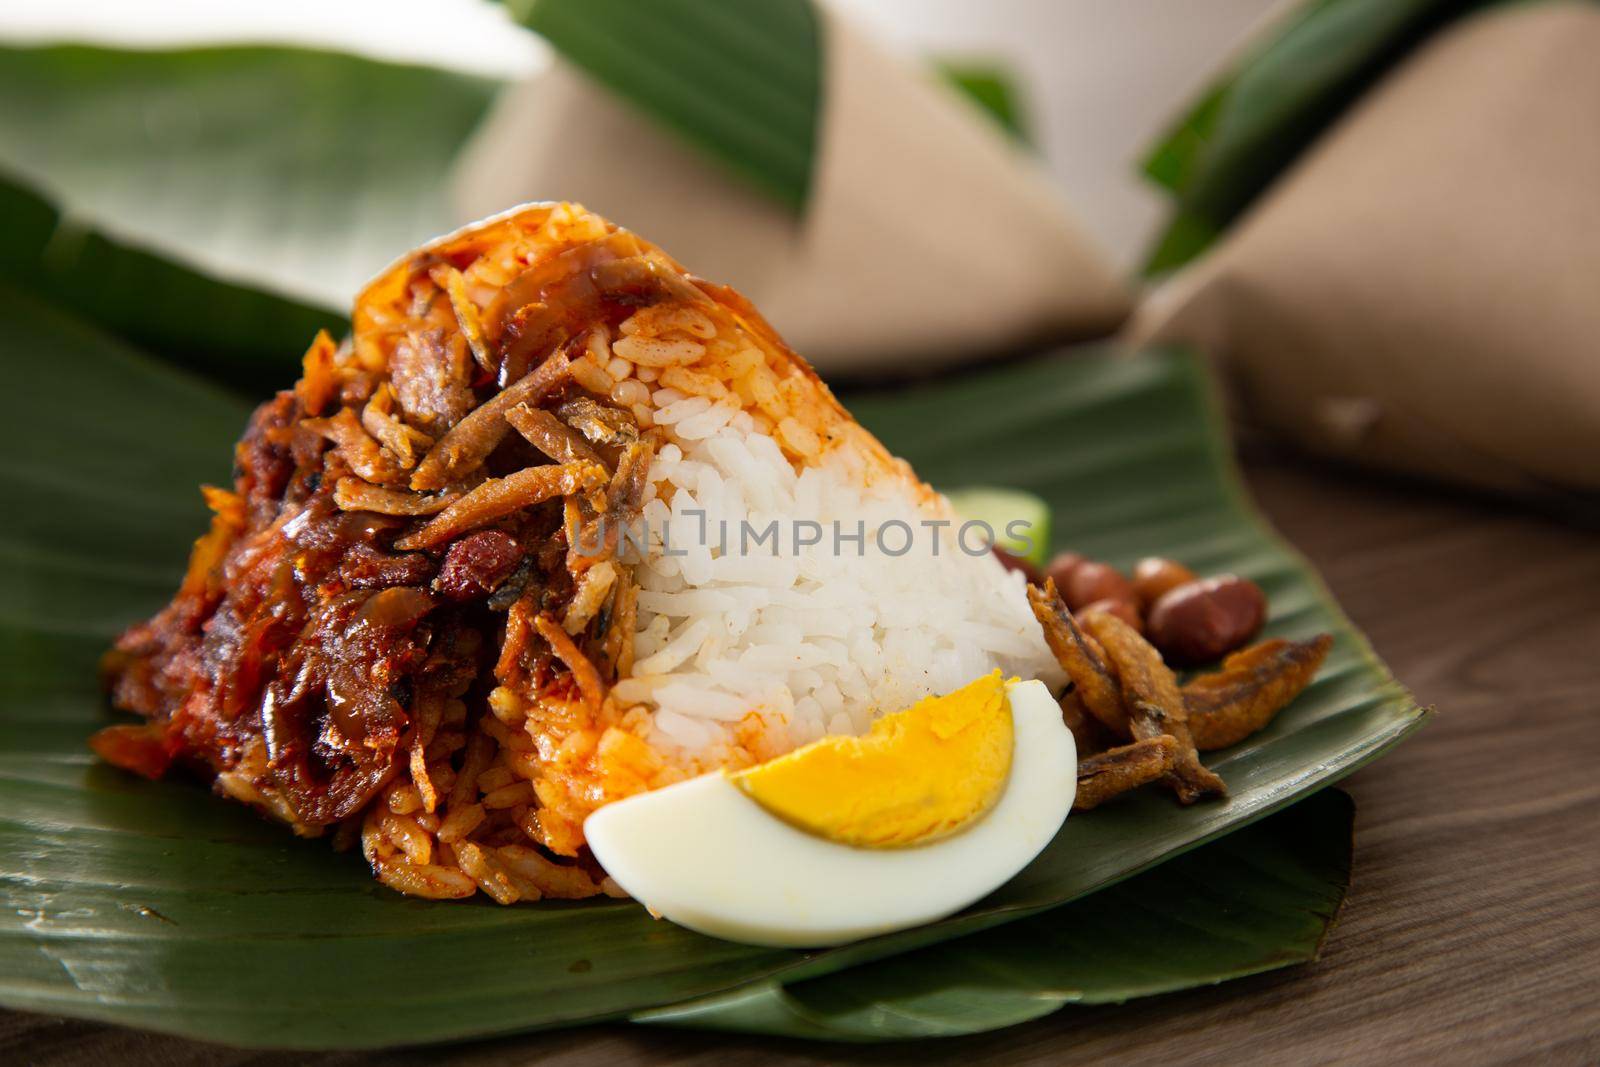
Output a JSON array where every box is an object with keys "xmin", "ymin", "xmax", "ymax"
[{"xmin": 583, "ymin": 679, "xmax": 1076, "ymax": 947}]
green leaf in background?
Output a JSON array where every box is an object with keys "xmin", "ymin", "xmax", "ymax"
[
  {"xmin": 0, "ymin": 169, "xmax": 342, "ymax": 395},
  {"xmin": 511, "ymin": 0, "xmax": 822, "ymax": 212},
  {"xmin": 937, "ymin": 62, "xmax": 1031, "ymax": 143},
  {"xmin": 640, "ymin": 789, "xmax": 1353, "ymax": 1039},
  {"xmin": 1140, "ymin": 0, "xmax": 1496, "ymax": 274},
  {"xmin": 0, "ymin": 26, "xmax": 1033, "ymax": 340},
  {"xmin": 0, "ymin": 253, "xmax": 1424, "ymax": 1044},
  {"xmin": 513, "ymin": 2, "xmax": 1030, "ymax": 209},
  {"xmin": 0, "ymin": 43, "xmax": 497, "ymax": 315}
]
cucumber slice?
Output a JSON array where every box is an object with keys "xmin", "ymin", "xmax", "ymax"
[{"xmin": 943, "ymin": 487, "xmax": 1051, "ymax": 565}]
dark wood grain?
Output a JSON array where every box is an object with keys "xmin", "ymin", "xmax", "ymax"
[{"xmin": 6, "ymin": 452, "xmax": 1598, "ymax": 1066}]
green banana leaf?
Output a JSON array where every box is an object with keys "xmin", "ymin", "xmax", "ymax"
[
  {"xmin": 511, "ymin": 0, "xmax": 821, "ymax": 211},
  {"xmin": 0, "ymin": 167, "xmax": 342, "ymax": 395},
  {"xmin": 1140, "ymin": 0, "xmax": 1504, "ymax": 274},
  {"xmin": 0, "ymin": 42, "xmax": 497, "ymax": 318},
  {"xmin": 0, "ymin": 245, "xmax": 1424, "ymax": 1046},
  {"xmin": 513, "ymin": 0, "xmax": 1030, "ymax": 208},
  {"xmin": 937, "ymin": 62, "xmax": 1031, "ymax": 144},
  {"xmin": 0, "ymin": 33, "xmax": 1022, "ymax": 325},
  {"xmin": 640, "ymin": 788, "xmax": 1353, "ymax": 1038}
]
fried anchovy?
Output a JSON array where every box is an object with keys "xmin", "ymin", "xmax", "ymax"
[
  {"xmin": 409, "ymin": 348, "xmax": 573, "ymax": 490},
  {"xmin": 1184, "ymin": 634, "xmax": 1333, "ymax": 750},
  {"xmin": 1074, "ymin": 735, "xmax": 1179, "ymax": 811},
  {"xmin": 557, "ymin": 395, "xmax": 638, "ymax": 446},
  {"xmin": 505, "ymin": 403, "xmax": 603, "ymax": 466},
  {"xmin": 394, "ymin": 462, "xmax": 607, "ymax": 551},
  {"xmin": 1028, "ymin": 580, "xmax": 1128, "ymax": 734},
  {"xmin": 1081, "ymin": 611, "xmax": 1227, "ymax": 805}
]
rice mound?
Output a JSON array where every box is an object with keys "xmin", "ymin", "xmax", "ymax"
[{"xmin": 622, "ymin": 415, "xmax": 1060, "ymax": 761}]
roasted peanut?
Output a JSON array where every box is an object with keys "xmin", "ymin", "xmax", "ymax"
[
  {"xmin": 1077, "ymin": 597, "xmax": 1143, "ymax": 633},
  {"xmin": 991, "ymin": 546, "xmax": 1043, "ymax": 586},
  {"xmin": 1132, "ymin": 556, "xmax": 1198, "ymax": 609},
  {"xmin": 1044, "ymin": 551, "xmax": 1086, "ymax": 592},
  {"xmin": 1064, "ymin": 561, "xmax": 1134, "ymax": 612},
  {"xmin": 1147, "ymin": 575, "xmax": 1267, "ymax": 666}
]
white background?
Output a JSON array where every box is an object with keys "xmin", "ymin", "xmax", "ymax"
[{"xmin": 0, "ymin": 0, "xmax": 1291, "ymax": 266}]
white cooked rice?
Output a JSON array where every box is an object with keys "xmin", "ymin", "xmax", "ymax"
[{"xmin": 621, "ymin": 412, "xmax": 1063, "ymax": 758}]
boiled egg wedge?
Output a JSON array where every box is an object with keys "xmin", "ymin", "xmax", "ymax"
[{"xmin": 584, "ymin": 673, "xmax": 1075, "ymax": 947}]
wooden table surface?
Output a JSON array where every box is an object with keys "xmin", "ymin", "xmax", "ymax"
[{"xmin": 6, "ymin": 450, "xmax": 1598, "ymax": 1066}]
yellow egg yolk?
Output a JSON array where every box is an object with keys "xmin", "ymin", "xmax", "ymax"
[{"xmin": 729, "ymin": 671, "xmax": 1014, "ymax": 848}]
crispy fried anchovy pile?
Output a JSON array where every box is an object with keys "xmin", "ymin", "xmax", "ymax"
[{"xmin": 1028, "ymin": 580, "xmax": 1331, "ymax": 810}]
